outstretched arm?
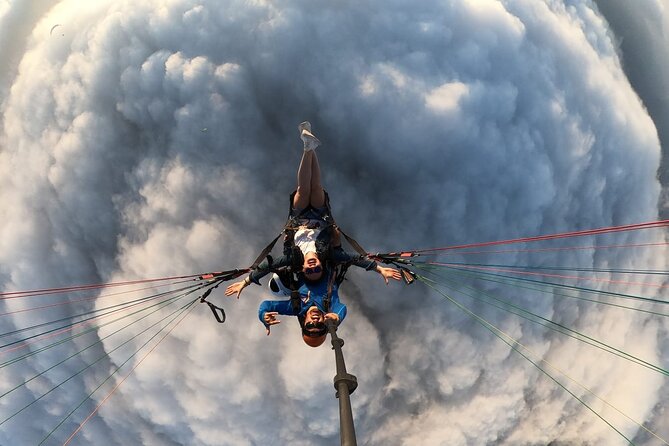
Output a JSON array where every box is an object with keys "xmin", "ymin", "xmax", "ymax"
[
  {"xmin": 224, "ymin": 253, "xmax": 294, "ymax": 298},
  {"xmin": 331, "ymin": 248, "xmax": 402, "ymax": 284}
]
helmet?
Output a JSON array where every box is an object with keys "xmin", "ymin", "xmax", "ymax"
[{"xmin": 268, "ymin": 273, "xmax": 291, "ymax": 296}]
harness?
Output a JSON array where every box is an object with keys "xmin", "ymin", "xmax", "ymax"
[
  {"xmin": 286, "ymin": 190, "xmax": 337, "ymax": 316},
  {"xmin": 200, "ymin": 194, "xmax": 417, "ymax": 325},
  {"xmin": 255, "ymin": 191, "xmax": 367, "ymax": 319}
]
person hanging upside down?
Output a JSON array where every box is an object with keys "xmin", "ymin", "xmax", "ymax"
[{"xmin": 224, "ymin": 121, "xmax": 401, "ymax": 347}]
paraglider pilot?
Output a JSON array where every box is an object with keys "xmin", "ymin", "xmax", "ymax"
[{"xmin": 225, "ymin": 122, "xmax": 401, "ymax": 347}]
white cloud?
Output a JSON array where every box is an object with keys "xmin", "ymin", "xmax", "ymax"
[
  {"xmin": 425, "ymin": 81, "xmax": 469, "ymax": 114},
  {"xmin": 0, "ymin": 0, "xmax": 667, "ymax": 445}
]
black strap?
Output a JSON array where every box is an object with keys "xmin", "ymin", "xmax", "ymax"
[
  {"xmin": 290, "ymin": 288, "xmax": 301, "ymax": 313},
  {"xmin": 199, "ymin": 280, "xmax": 227, "ymax": 323},
  {"xmin": 338, "ymin": 227, "xmax": 369, "ymax": 258},
  {"xmin": 199, "ymin": 268, "xmax": 249, "ymax": 282},
  {"xmin": 249, "ymin": 233, "xmax": 282, "ymax": 270},
  {"xmin": 249, "ymin": 190, "xmax": 333, "ymax": 274},
  {"xmin": 205, "ymin": 301, "xmax": 226, "ymax": 323},
  {"xmin": 324, "ymin": 268, "xmax": 337, "ymax": 313},
  {"xmin": 334, "ymin": 263, "xmax": 350, "ymax": 285}
]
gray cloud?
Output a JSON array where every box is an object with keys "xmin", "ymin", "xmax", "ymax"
[
  {"xmin": 0, "ymin": 0, "xmax": 668, "ymax": 445},
  {"xmin": 593, "ymin": 0, "xmax": 669, "ymax": 217}
]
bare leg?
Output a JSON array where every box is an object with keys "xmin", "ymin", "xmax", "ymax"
[
  {"xmin": 293, "ymin": 150, "xmax": 314, "ymax": 210},
  {"xmin": 309, "ymin": 151, "xmax": 325, "ymax": 208},
  {"xmin": 293, "ymin": 121, "xmax": 325, "ymax": 210}
]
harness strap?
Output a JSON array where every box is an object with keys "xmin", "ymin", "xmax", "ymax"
[
  {"xmin": 334, "ymin": 263, "xmax": 351, "ymax": 286},
  {"xmin": 199, "ymin": 280, "xmax": 227, "ymax": 323},
  {"xmin": 324, "ymin": 268, "xmax": 337, "ymax": 313},
  {"xmin": 205, "ymin": 301, "xmax": 226, "ymax": 323},
  {"xmin": 338, "ymin": 227, "xmax": 369, "ymax": 258},
  {"xmin": 250, "ymin": 191, "xmax": 333, "ymax": 274},
  {"xmin": 249, "ymin": 233, "xmax": 282, "ymax": 270},
  {"xmin": 253, "ymin": 192, "xmax": 362, "ymax": 324},
  {"xmin": 290, "ymin": 288, "xmax": 301, "ymax": 313},
  {"xmin": 199, "ymin": 268, "xmax": 249, "ymax": 282}
]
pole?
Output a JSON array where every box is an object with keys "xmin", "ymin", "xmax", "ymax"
[{"xmin": 326, "ymin": 320, "xmax": 358, "ymax": 446}]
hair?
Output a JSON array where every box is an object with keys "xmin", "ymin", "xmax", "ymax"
[
  {"xmin": 302, "ymin": 334, "xmax": 326, "ymax": 347},
  {"xmin": 301, "ymin": 272, "xmax": 325, "ymax": 285},
  {"xmin": 298, "ymin": 314, "xmax": 327, "ymax": 348}
]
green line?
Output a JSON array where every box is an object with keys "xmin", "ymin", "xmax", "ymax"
[
  {"xmin": 415, "ymin": 262, "xmax": 669, "ymax": 311},
  {"xmin": 416, "ymin": 266, "xmax": 669, "ymax": 376},
  {"xmin": 0, "ymin": 283, "xmax": 204, "ymax": 369},
  {"xmin": 0, "ymin": 282, "xmax": 203, "ymax": 347},
  {"xmin": 0, "ymin": 290, "xmax": 190, "ymax": 400},
  {"xmin": 417, "ymin": 276, "xmax": 636, "ymax": 445},
  {"xmin": 0, "ymin": 294, "xmax": 197, "ymax": 427},
  {"xmin": 39, "ymin": 297, "xmax": 199, "ymax": 445},
  {"xmin": 427, "ymin": 261, "xmax": 669, "ymax": 276}
]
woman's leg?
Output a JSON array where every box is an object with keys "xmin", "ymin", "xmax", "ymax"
[
  {"xmin": 293, "ymin": 150, "xmax": 314, "ymax": 210},
  {"xmin": 292, "ymin": 122, "xmax": 324, "ymax": 209},
  {"xmin": 308, "ymin": 150, "xmax": 325, "ymax": 208}
]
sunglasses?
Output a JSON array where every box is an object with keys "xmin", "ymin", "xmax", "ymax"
[
  {"xmin": 303, "ymin": 321, "xmax": 327, "ymax": 338},
  {"xmin": 303, "ymin": 266, "xmax": 322, "ymax": 275}
]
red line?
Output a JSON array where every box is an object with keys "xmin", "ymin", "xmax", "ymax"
[
  {"xmin": 0, "ymin": 280, "xmax": 192, "ymax": 317},
  {"xmin": 432, "ymin": 242, "xmax": 669, "ymax": 257},
  {"xmin": 0, "ymin": 274, "xmax": 201, "ymax": 299},
  {"xmin": 412, "ymin": 220, "xmax": 669, "ymax": 254},
  {"xmin": 61, "ymin": 301, "xmax": 197, "ymax": 446},
  {"xmin": 431, "ymin": 262, "xmax": 669, "ymax": 290},
  {"xmin": 0, "ymin": 292, "xmax": 178, "ymax": 357}
]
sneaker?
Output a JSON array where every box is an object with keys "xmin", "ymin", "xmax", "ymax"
[
  {"xmin": 299, "ymin": 121, "xmax": 321, "ymax": 151},
  {"xmin": 298, "ymin": 121, "xmax": 312, "ymax": 134}
]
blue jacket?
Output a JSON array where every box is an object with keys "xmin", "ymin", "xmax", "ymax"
[{"xmin": 258, "ymin": 273, "xmax": 346, "ymax": 328}]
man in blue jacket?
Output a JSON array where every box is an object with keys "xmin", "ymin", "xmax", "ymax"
[{"xmin": 258, "ymin": 269, "xmax": 346, "ymax": 347}]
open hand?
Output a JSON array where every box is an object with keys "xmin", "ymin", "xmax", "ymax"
[
  {"xmin": 378, "ymin": 266, "xmax": 402, "ymax": 284},
  {"xmin": 224, "ymin": 280, "xmax": 247, "ymax": 299}
]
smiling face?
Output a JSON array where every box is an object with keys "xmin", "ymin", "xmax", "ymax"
[
  {"xmin": 302, "ymin": 251, "xmax": 323, "ymax": 281},
  {"xmin": 304, "ymin": 306, "xmax": 324, "ymax": 324}
]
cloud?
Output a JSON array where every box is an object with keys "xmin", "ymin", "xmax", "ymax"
[
  {"xmin": 593, "ymin": 0, "xmax": 669, "ymax": 217},
  {"xmin": 0, "ymin": 0, "xmax": 667, "ymax": 444}
]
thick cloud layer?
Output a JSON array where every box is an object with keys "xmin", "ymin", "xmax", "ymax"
[
  {"xmin": 593, "ymin": 0, "xmax": 669, "ymax": 218},
  {"xmin": 1, "ymin": 0, "xmax": 668, "ymax": 445}
]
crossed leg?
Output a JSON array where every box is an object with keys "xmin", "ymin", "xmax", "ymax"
[{"xmin": 292, "ymin": 136, "xmax": 325, "ymax": 211}]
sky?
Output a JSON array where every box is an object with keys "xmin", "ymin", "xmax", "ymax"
[{"xmin": 1, "ymin": 0, "xmax": 669, "ymax": 445}]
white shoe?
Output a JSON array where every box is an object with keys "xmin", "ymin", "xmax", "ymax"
[{"xmin": 299, "ymin": 121, "xmax": 321, "ymax": 151}]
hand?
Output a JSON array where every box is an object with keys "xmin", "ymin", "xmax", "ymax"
[
  {"xmin": 224, "ymin": 280, "xmax": 248, "ymax": 299},
  {"xmin": 263, "ymin": 311, "xmax": 280, "ymax": 335},
  {"xmin": 324, "ymin": 312, "xmax": 339, "ymax": 324},
  {"xmin": 377, "ymin": 266, "xmax": 402, "ymax": 284}
]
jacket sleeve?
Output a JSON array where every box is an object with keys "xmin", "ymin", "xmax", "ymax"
[
  {"xmin": 258, "ymin": 299, "xmax": 299, "ymax": 327},
  {"xmin": 248, "ymin": 254, "xmax": 292, "ymax": 284},
  {"xmin": 331, "ymin": 247, "xmax": 378, "ymax": 271},
  {"xmin": 329, "ymin": 296, "xmax": 347, "ymax": 323}
]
